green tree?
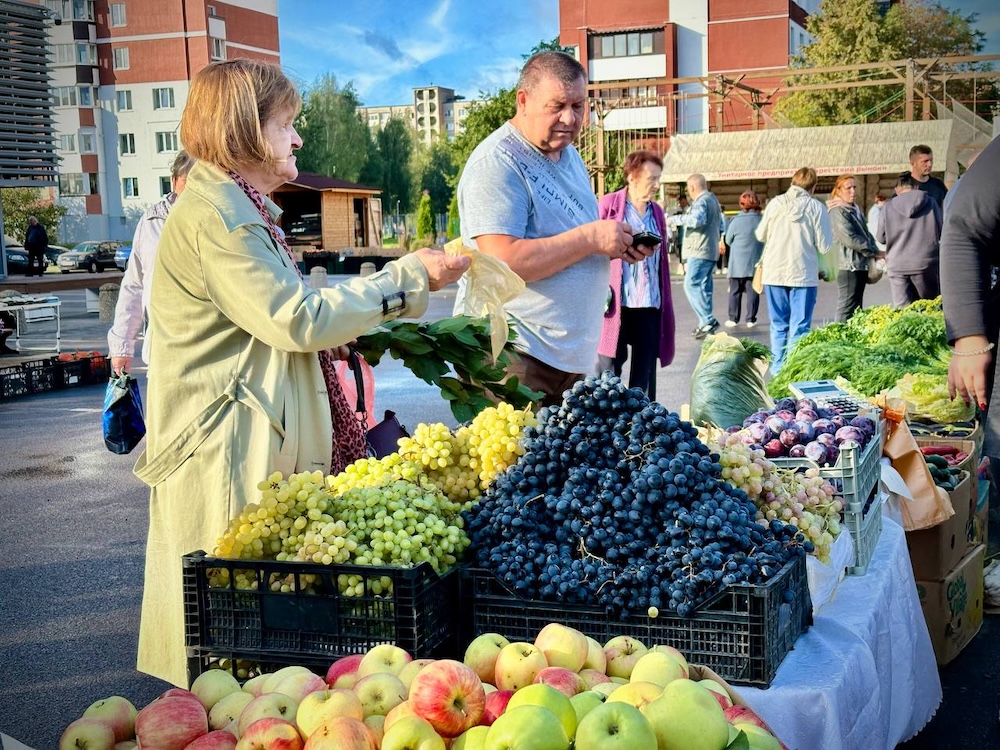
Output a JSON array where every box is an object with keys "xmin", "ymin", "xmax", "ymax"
[
  {"xmin": 419, "ymin": 141, "xmax": 457, "ymax": 216},
  {"xmin": 416, "ymin": 189, "xmax": 435, "ymax": 240},
  {"xmin": 446, "ymin": 192, "xmax": 460, "ymax": 240},
  {"xmin": 776, "ymin": 0, "xmax": 995, "ymax": 125},
  {"xmin": 362, "ymin": 118, "xmax": 415, "ymax": 214},
  {"xmin": 295, "ymin": 74, "xmax": 369, "ymax": 181},
  {"xmin": 1, "ymin": 188, "xmax": 67, "ymax": 244}
]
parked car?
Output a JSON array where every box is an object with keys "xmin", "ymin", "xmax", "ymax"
[
  {"xmin": 114, "ymin": 244, "xmax": 133, "ymax": 271},
  {"xmin": 57, "ymin": 240, "xmax": 127, "ymax": 273},
  {"xmin": 45, "ymin": 245, "xmax": 69, "ymax": 266},
  {"xmin": 4, "ymin": 246, "xmax": 47, "ymax": 275}
]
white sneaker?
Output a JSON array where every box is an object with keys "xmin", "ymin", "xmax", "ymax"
[
  {"xmin": 746, "ymin": 319, "xmax": 757, "ymax": 328},
  {"xmin": 724, "ymin": 320, "xmax": 738, "ymax": 328}
]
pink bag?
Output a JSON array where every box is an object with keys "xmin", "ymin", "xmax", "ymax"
[{"xmin": 334, "ymin": 350, "xmax": 377, "ymax": 429}]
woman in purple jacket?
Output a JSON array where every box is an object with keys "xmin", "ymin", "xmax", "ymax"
[{"xmin": 596, "ymin": 150, "xmax": 676, "ymax": 400}]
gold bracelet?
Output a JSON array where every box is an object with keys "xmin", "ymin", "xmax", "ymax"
[{"xmin": 952, "ymin": 342, "xmax": 995, "ymax": 357}]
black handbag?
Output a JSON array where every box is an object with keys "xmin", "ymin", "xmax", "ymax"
[{"xmin": 346, "ymin": 349, "xmax": 409, "ymax": 458}]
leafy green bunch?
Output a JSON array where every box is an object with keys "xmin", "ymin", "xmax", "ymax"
[{"xmin": 355, "ymin": 316, "xmax": 542, "ymax": 423}]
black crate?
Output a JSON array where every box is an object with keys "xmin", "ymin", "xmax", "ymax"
[
  {"xmin": 56, "ymin": 359, "xmax": 88, "ymax": 388},
  {"xmin": 24, "ymin": 358, "xmax": 57, "ymax": 394},
  {"xmin": 0, "ymin": 365, "xmax": 29, "ymax": 400},
  {"xmin": 182, "ymin": 552, "xmax": 459, "ymax": 669},
  {"xmin": 461, "ymin": 555, "xmax": 811, "ymax": 687},
  {"xmin": 76, "ymin": 354, "xmax": 109, "ymax": 384}
]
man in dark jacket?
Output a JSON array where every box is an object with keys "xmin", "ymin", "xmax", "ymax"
[
  {"xmin": 877, "ymin": 172, "xmax": 942, "ymax": 308},
  {"xmin": 24, "ymin": 216, "xmax": 49, "ymax": 277}
]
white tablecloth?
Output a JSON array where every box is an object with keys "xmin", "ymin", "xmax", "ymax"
[{"xmin": 741, "ymin": 518, "xmax": 941, "ymax": 750}]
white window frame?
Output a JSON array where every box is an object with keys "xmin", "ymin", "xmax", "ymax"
[
  {"xmin": 72, "ymin": 0, "xmax": 94, "ymax": 21},
  {"xmin": 52, "ymin": 86, "xmax": 77, "ymax": 107},
  {"xmin": 119, "ymin": 133, "xmax": 136, "ymax": 155},
  {"xmin": 116, "ymin": 89, "xmax": 132, "ymax": 111},
  {"xmin": 152, "ymin": 87, "xmax": 175, "ymax": 110},
  {"xmin": 155, "ymin": 131, "xmax": 179, "ymax": 153},
  {"xmin": 110, "ymin": 2, "xmax": 126, "ymax": 27},
  {"xmin": 58, "ymin": 134, "xmax": 76, "ymax": 152},
  {"xmin": 211, "ymin": 37, "xmax": 226, "ymax": 60},
  {"xmin": 159, "ymin": 176, "xmax": 172, "ymax": 196},
  {"xmin": 78, "ymin": 86, "xmax": 93, "ymax": 107},
  {"xmin": 78, "ymin": 129, "xmax": 97, "ymax": 153},
  {"xmin": 122, "ymin": 177, "xmax": 139, "ymax": 198},
  {"xmin": 76, "ymin": 43, "xmax": 97, "ymax": 65},
  {"xmin": 113, "ymin": 47, "xmax": 130, "ymax": 70},
  {"xmin": 60, "ymin": 173, "xmax": 86, "ymax": 196}
]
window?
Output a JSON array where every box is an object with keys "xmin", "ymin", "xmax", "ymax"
[
  {"xmin": 58, "ymin": 134, "xmax": 76, "ymax": 152},
  {"xmin": 53, "ymin": 44, "xmax": 73, "ymax": 65},
  {"xmin": 76, "ymin": 43, "xmax": 97, "ymax": 65},
  {"xmin": 52, "ymin": 86, "xmax": 77, "ymax": 107},
  {"xmin": 153, "ymin": 87, "xmax": 175, "ymax": 109},
  {"xmin": 59, "ymin": 173, "xmax": 86, "ymax": 195},
  {"xmin": 211, "ymin": 38, "xmax": 226, "ymax": 60},
  {"xmin": 122, "ymin": 177, "xmax": 139, "ymax": 198},
  {"xmin": 592, "ymin": 30, "xmax": 661, "ymax": 59},
  {"xmin": 155, "ymin": 131, "xmax": 179, "ymax": 153},
  {"xmin": 160, "ymin": 176, "xmax": 172, "ymax": 196},
  {"xmin": 110, "ymin": 2, "xmax": 126, "ymax": 26},
  {"xmin": 42, "ymin": 0, "xmax": 69, "ymax": 18},
  {"xmin": 119, "ymin": 133, "xmax": 135, "ymax": 155},
  {"xmin": 78, "ymin": 129, "xmax": 97, "ymax": 153},
  {"xmin": 116, "ymin": 89, "xmax": 132, "ymax": 111},
  {"xmin": 78, "ymin": 87, "xmax": 93, "ymax": 106},
  {"xmin": 207, "ymin": 4, "xmax": 217, "ymax": 16},
  {"xmin": 72, "ymin": 0, "xmax": 94, "ymax": 20},
  {"xmin": 113, "ymin": 47, "xmax": 129, "ymax": 70}
]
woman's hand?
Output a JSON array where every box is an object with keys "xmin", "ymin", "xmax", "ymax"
[
  {"xmin": 948, "ymin": 335, "xmax": 993, "ymax": 410},
  {"xmin": 111, "ymin": 356, "xmax": 132, "ymax": 375},
  {"xmin": 414, "ymin": 248, "xmax": 470, "ymax": 291}
]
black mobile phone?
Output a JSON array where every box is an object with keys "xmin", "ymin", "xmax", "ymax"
[{"xmin": 632, "ymin": 231, "xmax": 662, "ymax": 249}]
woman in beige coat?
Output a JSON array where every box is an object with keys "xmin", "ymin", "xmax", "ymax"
[{"xmin": 135, "ymin": 59, "xmax": 468, "ymax": 686}]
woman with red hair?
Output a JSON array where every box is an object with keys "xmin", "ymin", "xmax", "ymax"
[{"xmin": 722, "ymin": 190, "xmax": 764, "ymax": 327}]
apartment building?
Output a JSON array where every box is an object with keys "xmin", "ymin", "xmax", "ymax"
[
  {"xmin": 37, "ymin": 0, "xmax": 280, "ymax": 242},
  {"xmin": 358, "ymin": 85, "xmax": 481, "ymax": 144},
  {"xmin": 558, "ymin": 0, "xmax": 820, "ymax": 133}
]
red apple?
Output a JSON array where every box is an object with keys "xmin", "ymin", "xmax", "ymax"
[
  {"xmin": 724, "ymin": 704, "xmax": 770, "ymax": 730},
  {"xmin": 533, "ymin": 623, "xmax": 588, "ymax": 671},
  {"xmin": 481, "ymin": 690, "xmax": 514, "ymax": 726},
  {"xmin": 161, "ymin": 688, "xmax": 202, "ymax": 703},
  {"xmin": 602, "ymin": 636, "xmax": 648, "ymax": 680},
  {"xmin": 183, "ymin": 730, "xmax": 237, "ymax": 750},
  {"xmin": 325, "ymin": 654, "xmax": 364, "ymax": 689},
  {"xmin": 236, "ymin": 718, "xmax": 303, "ymax": 750},
  {"xmin": 237, "ymin": 693, "xmax": 298, "ymax": 737},
  {"xmin": 59, "ymin": 717, "xmax": 116, "ymax": 750},
  {"xmin": 382, "ymin": 701, "xmax": 419, "ymax": 734},
  {"xmin": 303, "ymin": 716, "xmax": 377, "ymax": 750},
  {"xmin": 700, "ymin": 680, "xmax": 733, "ymax": 710},
  {"xmin": 533, "ymin": 667, "xmax": 584, "ymax": 697},
  {"xmin": 269, "ymin": 671, "xmax": 327, "ymax": 704},
  {"xmin": 83, "ymin": 696, "xmax": 138, "ymax": 743},
  {"xmin": 578, "ymin": 669, "xmax": 612, "ymax": 690},
  {"xmin": 135, "ymin": 696, "xmax": 209, "ymax": 750},
  {"xmin": 408, "ymin": 659, "xmax": 486, "ymax": 738},
  {"xmin": 462, "ymin": 633, "xmax": 510, "ymax": 685}
]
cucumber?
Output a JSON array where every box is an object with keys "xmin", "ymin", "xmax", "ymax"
[{"xmin": 924, "ymin": 454, "xmax": 950, "ymax": 469}]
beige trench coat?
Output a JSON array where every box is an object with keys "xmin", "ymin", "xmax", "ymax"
[{"xmin": 135, "ymin": 162, "xmax": 429, "ymax": 686}]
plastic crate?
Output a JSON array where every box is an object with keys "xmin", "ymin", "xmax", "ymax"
[
  {"xmin": 56, "ymin": 360, "xmax": 88, "ymax": 388},
  {"xmin": 461, "ymin": 556, "xmax": 811, "ymax": 687},
  {"xmin": 0, "ymin": 365, "xmax": 29, "ymax": 400},
  {"xmin": 182, "ymin": 552, "xmax": 458, "ymax": 669},
  {"xmin": 844, "ymin": 486, "xmax": 883, "ymax": 576},
  {"xmin": 771, "ymin": 414, "xmax": 883, "ymax": 508},
  {"xmin": 23, "ymin": 358, "xmax": 57, "ymax": 394}
]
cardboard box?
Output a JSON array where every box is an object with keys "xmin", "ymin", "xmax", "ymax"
[
  {"xmin": 915, "ymin": 544, "xmax": 985, "ymax": 665},
  {"xmin": 906, "ymin": 471, "xmax": 973, "ymax": 580},
  {"xmin": 914, "ymin": 436, "xmax": 979, "ymax": 511}
]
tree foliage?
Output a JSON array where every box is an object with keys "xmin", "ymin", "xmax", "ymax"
[
  {"xmin": 1, "ymin": 188, "xmax": 67, "ymax": 244},
  {"xmin": 295, "ymin": 74, "xmax": 369, "ymax": 182},
  {"xmin": 363, "ymin": 118, "xmax": 415, "ymax": 214},
  {"xmin": 416, "ymin": 190, "xmax": 435, "ymax": 240},
  {"xmin": 775, "ymin": 0, "xmax": 995, "ymax": 126},
  {"xmin": 417, "ymin": 141, "xmax": 457, "ymax": 216},
  {"xmin": 446, "ymin": 192, "xmax": 460, "ymax": 240},
  {"xmin": 452, "ymin": 86, "xmax": 517, "ymax": 168}
]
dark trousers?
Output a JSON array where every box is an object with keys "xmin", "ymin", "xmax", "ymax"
[
  {"xmin": 836, "ymin": 270, "xmax": 867, "ymax": 322},
  {"xmin": 596, "ymin": 307, "xmax": 660, "ymax": 400},
  {"xmin": 728, "ymin": 277, "xmax": 759, "ymax": 323},
  {"xmin": 26, "ymin": 249, "xmax": 45, "ymax": 276},
  {"xmin": 888, "ymin": 269, "xmax": 940, "ymax": 309}
]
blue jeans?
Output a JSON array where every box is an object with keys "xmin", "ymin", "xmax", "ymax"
[
  {"xmin": 765, "ymin": 285, "xmax": 817, "ymax": 374},
  {"xmin": 684, "ymin": 258, "xmax": 717, "ymax": 328}
]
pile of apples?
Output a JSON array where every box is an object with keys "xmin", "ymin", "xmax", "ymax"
[{"xmin": 59, "ymin": 623, "xmax": 786, "ymax": 750}]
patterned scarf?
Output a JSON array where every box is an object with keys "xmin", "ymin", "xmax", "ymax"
[{"xmin": 226, "ymin": 170, "xmax": 367, "ymax": 474}]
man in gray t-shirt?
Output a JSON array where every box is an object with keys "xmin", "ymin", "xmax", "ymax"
[{"xmin": 456, "ymin": 51, "xmax": 648, "ymax": 406}]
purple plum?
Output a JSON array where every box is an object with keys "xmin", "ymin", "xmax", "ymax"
[
  {"xmin": 746, "ymin": 422, "xmax": 773, "ymax": 445},
  {"xmin": 765, "ymin": 415, "xmax": 789, "ymax": 435},
  {"xmin": 816, "ymin": 433, "xmax": 836, "ymax": 447},
  {"xmin": 788, "ymin": 444, "xmax": 807, "ymax": 458},
  {"xmin": 743, "ymin": 414, "xmax": 765, "ymax": 427},
  {"xmin": 812, "ymin": 419, "xmax": 836, "ymax": 436},
  {"xmin": 831, "ymin": 415, "xmax": 847, "ymax": 429},
  {"xmin": 850, "ymin": 416, "xmax": 877, "ymax": 438},
  {"xmin": 726, "ymin": 424, "xmax": 744, "ymax": 434},
  {"xmin": 803, "ymin": 441, "xmax": 828, "ymax": 465},
  {"xmin": 795, "ymin": 421, "xmax": 816, "ymax": 442},
  {"xmin": 779, "ymin": 429, "xmax": 800, "ymax": 448},
  {"xmin": 794, "ymin": 408, "xmax": 819, "ymax": 424},
  {"xmin": 825, "ymin": 444, "xmax": 840, "ymax": 466},
  {"xmin": 795, "ymin": 398, "xmax": 819, "ymax": 412},
  {"xmin": 834, "ymin": 426, "xmax": 866, "ymax": 447},
  {"xmin": 763, "ymin": 439, "xmax": 785, "ymax": 458},
  {"xmin": 776, "ymin": 397, "xmax": 797, "ymax": 413}
]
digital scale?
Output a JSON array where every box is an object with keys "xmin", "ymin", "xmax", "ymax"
[{"xmin": 789, "ymin": 380, "xmax": 875, "ymax": 414}]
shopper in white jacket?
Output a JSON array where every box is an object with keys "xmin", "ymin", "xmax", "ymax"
[
  {"xmin": 755, "ymin": 167, "xmax": 833, "ymax": 374},
  {"xmin": 108, "ymin": 151, "xmax": 195, "ymax": 374}
]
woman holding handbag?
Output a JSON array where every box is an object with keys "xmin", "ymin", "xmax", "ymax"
[
  {"xmin": 723, "ymin": 190, "xmax": 764, "ymax": 328},
  {"xmin": 828, "ymin": 174, "xmax": 881, "ymax": 322},
  {"xmin": 596, "ymin": 150, "xmax": 675, "ymax": 399}
]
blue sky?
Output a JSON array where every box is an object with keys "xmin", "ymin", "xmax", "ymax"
[{"xmin": 277, "ymin": 0, "xmax": 1000, "ymax": 107}]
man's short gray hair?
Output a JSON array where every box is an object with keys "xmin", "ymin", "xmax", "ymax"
[
  {"xmin": 171, "ymin": 149, "xmax": 195, "ymax": 181},
  {"xmin": 687, "ymin": 173, "xmax": 707, "ymax": 192},
  {"xmin": 517, "ymin": 51, "xmax": 586, "ymax": 94}
]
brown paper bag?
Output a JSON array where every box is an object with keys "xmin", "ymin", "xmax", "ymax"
[
  {"xmin": 752, "ymin": 263, "xmax": 764, "ymax": 294},
  {"xmin": 883, "ymin": 419, "xmax": 954, "ymax": 531}
]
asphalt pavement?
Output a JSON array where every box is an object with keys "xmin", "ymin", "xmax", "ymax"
[{"xmin": 0, "ymin": 273, "xmax": 995, "ymax": 748}]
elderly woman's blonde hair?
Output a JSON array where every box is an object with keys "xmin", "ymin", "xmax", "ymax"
[{"xmin": 181, "ymin": 59, "xmax": 302, "ymax": 173}]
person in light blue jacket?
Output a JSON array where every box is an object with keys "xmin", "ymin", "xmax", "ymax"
[{"xmin": 722, "ymin": 191, "xmax": 764, "ymax": 328}]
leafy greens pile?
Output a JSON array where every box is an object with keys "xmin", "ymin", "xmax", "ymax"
[{"xmin": 768, "ymin": 298, "xmax": 951, "ymax": 399}]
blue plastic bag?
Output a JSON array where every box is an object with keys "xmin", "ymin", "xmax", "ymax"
[{"xmin": 103, "ymin": 373, "xmax": 145, "ymax": 454}]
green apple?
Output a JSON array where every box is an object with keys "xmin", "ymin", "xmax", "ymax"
[
  {"xmin": 733, "ymin": 723, "xmax": 782, "ymax": 750},
  {"xmin": 605, "ymin": 681, "xmax": 662, "ymax": 710},
  {"xmin": 81, "ymin": 696, "xmax": 138, "ymax": 743},
  {"xmin": 574, "ymin": 701, "xmax": 656, "ymax": 750},
  {"xmin": 208, "ymin": 691, "xmax": 253, "ymax": 731},
  {"xmin": 354, "ymin": 672, "xmax": 408, "ymax": 718},
  {"xmin": 581, "ymin": 636, "xmax": 607, "ymax": 673},
  {"xmin": 602, "ymin": 636, "xmax": 647, "ymax": 680},
  {"xmin": 58, "ymin": 718, "xmax": 115, "ymax": 750},
  {"xmin": 358, "ymin": 644, "xmax": 413, "ymax": 678},
  {"xmin": 569, "ymin": 691, "xmax": 605, "ymax": 724},
  {"xmin": 494, "ymin": 642, "xmax": 548, "ymax": 691},
  {"xmin": 649, "ymin": 645, "xmax": 690, "ymax": 678},
  {"xmin": 452, "ymin": 725, "xmax": 489, "ymax": 750},
  {"xmin": 381, "ymin": 715, "xmax": 446, "ymax": 750},
  {"xmin": 533, "ymin": 623, "xmax": 589, "ymax": 672},
  {"xmin": 484, "ymin": 705, "xmax": 570, "ymax": 750},
  {"xmin": 464, "ymin": 633, "xmax": 511, "ymax": 685},
  {"xmin": 505, "ymin": 683, "xmax": 576, "ymax": 740},
  {"xmin": 578, "ymin": 669, "xmax": 611, "ymax": 690},
  {"xmin": 590, "ymin": 682, "xmax": 618, "ymax": 698},
  {"xmin": 629, "ymin": 652, "xmax": 686, "ymax": 688},
  {"xmin": 190, "ymin": 670, "xmax": 241, "ymax": 712},
  {"xmin": 640, "ymin": 679, "xmax": 729, "ymax": 750}
]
